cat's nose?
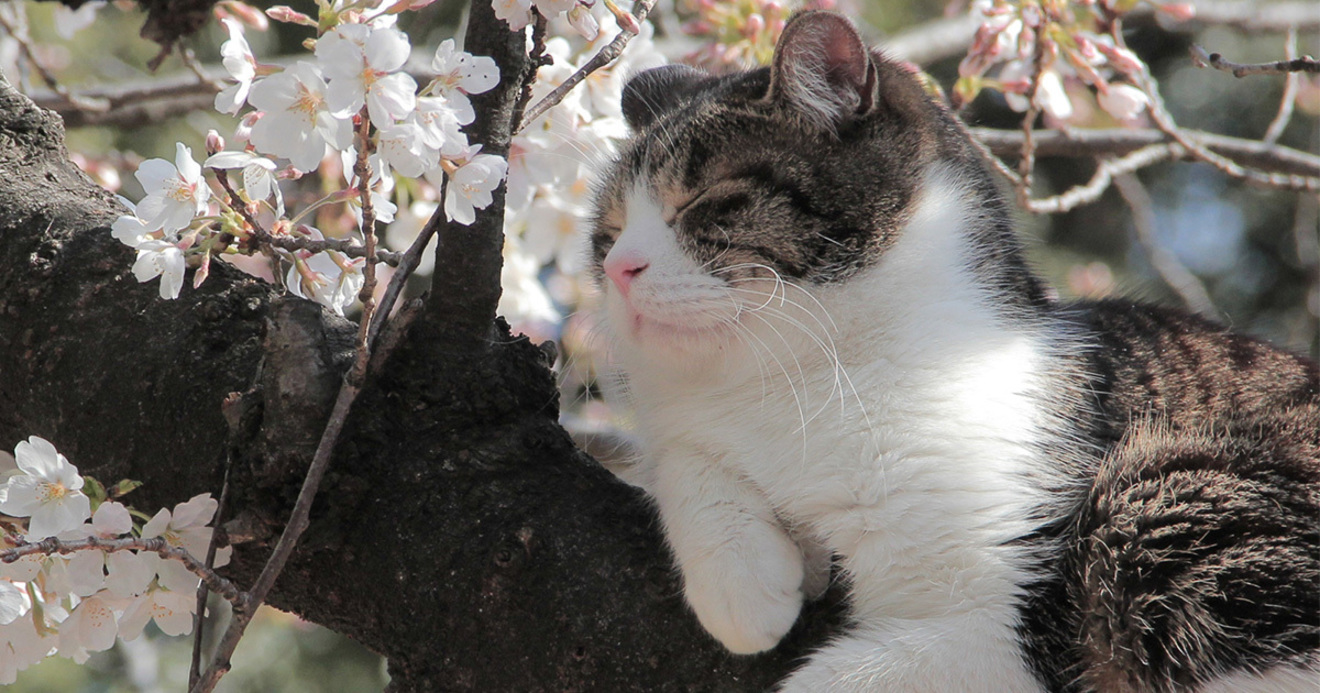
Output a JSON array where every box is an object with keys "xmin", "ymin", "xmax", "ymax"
[{"xmin": 603, "ymin": 251, "xmax": 649, "ymax": 297}]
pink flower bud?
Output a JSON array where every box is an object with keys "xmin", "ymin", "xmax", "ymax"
[
  {"xmin": 1021, "ymin": 4, "xmax": 1042, "ymax": 28},
  {"xmin": 1074, "ymin": 34, "xmax": 1099, "ymax": 62},
  {"xmin": 744, "ymin": 13, "xmax": 765, "ymax": 38},
  {"xmin": 1158, "ymin": 3, "xmax": 1196, "ymax": 21},
  {"xmin": 205, "ymin": 130, "xmax": 225, "ymax": 156},
  {"xmin": 234, "ymin": 112, "xmax": 260, "ymax": 144},
  {"xmin": 1097, "ymin": 43, "xmax": 1144, "ymax": 75},
  {"xmin": 265, "ymin": 5, "xmax": 316, "ymax": 26},
  {"xmin": 1097, "ymin": 83, "xmax": 1150, "ymax": 121},
  {"xmin": 216, "ymin": 0, "xmax": 269, "ymax": 30}
]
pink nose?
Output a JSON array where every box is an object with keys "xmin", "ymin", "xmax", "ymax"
[{"xmin": 603, "ymin": 252, "xmax": 649, "ymax": 297}]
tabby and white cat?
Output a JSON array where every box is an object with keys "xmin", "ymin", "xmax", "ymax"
[{"xmin": 587, "ymin": 11, "xmax": 1319, "ymax": 692}]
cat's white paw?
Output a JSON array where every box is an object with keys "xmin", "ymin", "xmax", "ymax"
[{"xmin": 680, "ymin": 524, "xmax": 805, "ymax": 654}]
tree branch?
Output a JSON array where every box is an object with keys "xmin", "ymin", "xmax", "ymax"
[
  {"xmin": 518, "ymin": 0, "xmax": 658, "ymax": 133},
  {"xmin": 0, "ymin": 535, "xmax": 244, "ymax": 607},
  {"xmin": 422, "ymin": 0, "xmax": 531, "ymax": 343},
  {"xmin": 970, "ymin": 128, "xmax": 1320, "ymax": 178},
  {"xmin": 1190, "ymin": 44, "xmax": 1320, "ymax": 77},
  {"xmin": 1113, "ymin": 172, "xmax": 1219, "ymax": 318}
]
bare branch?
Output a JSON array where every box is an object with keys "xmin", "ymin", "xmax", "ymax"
[
  {"xmin": 1014, "ymin": 40, "xmax": 1049, "ymax": 207},
  {"xmin": 971, "ymin": 128, "xmax": 1320, "ymax": 178},
  {"xmin": 1113, "ymin": 172, "xmax": 1219, "ymax": 317},
  {"xmin": 1135, "ymin": 64, "xmax": 1318, "ymax": 191},
  {"xmin": 1262, "ymin": 30, "xmax": 1302, "ymax": 146},
  {"xmin": 193, "ymin": 111, "xmax": 382, "ymax": 693},
  {"xmin": 1190, "ymin": 44, "xmax": 1320, "ymax": 77},
  {"xmin": 1022, "ymin": 144, "xmax": 1174, "ymax": 214},
  {"xmin": 0, "ymin": 5, "xmax": 109, "ymax": 112},
  {"xmin": 0, "ymin": 535, "xmax": 243, "ymax": 607},
  {"xmin": 518, "ymin": 0, "xmax": 658, "ymax": 133}
]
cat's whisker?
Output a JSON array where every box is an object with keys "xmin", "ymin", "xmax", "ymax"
[{"xmin": 739, "ymin": 302, "xmax": 853, "ymax": 433}]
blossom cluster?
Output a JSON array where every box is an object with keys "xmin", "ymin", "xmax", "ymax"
[
  {"xmin": 112, "ymin": 4, "xmax": 506, "ymax": 315},
  {"xmin": 956, "ymin": 0, "xmax": 1194, "ymax": 123},
  {"xmin": 0, "ymin": 437, "xmax": 229, "ymax": 683},
  {"xmin": 494, "ymin": 0, "xmax": 640, "ymax": 40},
  {"xmin": 678, "ymin": 0, "xmax": 838, "ymax": 68}
]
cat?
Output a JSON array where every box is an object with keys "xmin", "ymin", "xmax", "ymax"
[{"xmin": 587, "ymin": 10, "xmax": 1319, "ymax": 692}]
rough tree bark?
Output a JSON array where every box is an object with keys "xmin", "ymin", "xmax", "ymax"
[{"xmin": 0, "ymin": 3, "xmax": 846, "ymax": 691}]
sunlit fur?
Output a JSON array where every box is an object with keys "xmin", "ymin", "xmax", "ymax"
[
  {"xmin": 590, "ymin": 11, "xmax": 1319, "ymax": 692},
  {"xmin": 603, "ymin": 167, "xmax": 1072, "ymax": 689}
]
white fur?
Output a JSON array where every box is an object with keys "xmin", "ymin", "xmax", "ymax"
[
  {"xmin": 1198, "ymin": 664, "xmax": 1320, "ymax": 693},
  {"xmin": 600, "ymin": 168, "xmax": 1074, "ymax": 691}
]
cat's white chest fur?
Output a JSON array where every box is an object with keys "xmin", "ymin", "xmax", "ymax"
[{"xmin": 604, "ymin": 171, "xmax": 1063, "ymax": 691}]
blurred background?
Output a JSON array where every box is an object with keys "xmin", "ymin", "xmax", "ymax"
[{"xmin": 3, "ymin": 0, "xmax": 1315, "ymax": 689}]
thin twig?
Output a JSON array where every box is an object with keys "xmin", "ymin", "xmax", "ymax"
[
  {"xmin": 1023, "ymin": 144, "xmax": 1174, "ymax": 214},
  {"xmin": 212, "ymin": 170, "xmax": 402, "ymax": 266},
  {"xmin": 366, "ymin": 176, "xmax": 448, "ymax": 350},
  {"xmin": 190, "ymin": 451, "xmax": 234, "ymax": 689},
  {"xmin": 510, "ymin": 11, "xmax": 550, "ymax": 135},
  {"xmin": 180, "ymin": 46, "xmax": 225, "ymax": 91},
  {"xmin": 0, "ymin": 536, "xmax": 243, "ymax": 606},
  {"xmin": 0, "ymin": 4, "xmax": 108, "ymax": 111},
  {"xmin": 1015, "ymin": 39, "xmax": 1048, "ymax": 207},
  {"xmin": 1113, "ymin": 172, "xmax": 1219, "ymax": 317},
  {"xmin": 191, "ymin": 110, "xmax": 381, "ymax": 693},
  {"xmin": 970, "ymin": 128, "xmax": 1320, "ymax": 178},
  {"xmin": 1190, "ymin": 43, "xmax": 1319, "ymax": 77},
  {"xmin": 1126, "ymin": 27, "xmax": 1320, "ymax": 191},
  {"xmin": 519, "ymin": 0, "xmax": 658, "ymax": 132},
  {"xmin": 269, "ymin": 235, "xmax": 403, "ymax": 267},
  {"xmin": 348, "ymin": 114, "xmax": 380, "ymax": 385},
  {"xmin": 1262, "ymin": 29, "xmax": 1301, "ymax": 146}
]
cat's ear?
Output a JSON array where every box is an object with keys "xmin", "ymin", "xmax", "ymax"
[
  {"xmin": 622, "ymin": 65, "xmax": 709, "ymax": 130},
  {"xmin": 768, "ymin": 11, "xmax": 876, "ymax": 127}
]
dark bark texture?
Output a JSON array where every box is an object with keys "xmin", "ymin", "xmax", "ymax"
[{"xmin": 0, "ymin": 8, "xmax": 846, "ymax": 692}]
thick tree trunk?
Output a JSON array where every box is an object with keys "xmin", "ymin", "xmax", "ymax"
[{"xmin": 0, "ymin": 24, "xmax": 844, "ymax": 693}]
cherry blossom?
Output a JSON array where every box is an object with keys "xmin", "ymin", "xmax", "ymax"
[
  {"xmin": 428, "ymin": 39, "xmax": 499, "ymax": 121},
  {"xmin": 0, "ymin": 436, "xmax": 91, "ymax": 540},
  {"xmin": 62, "ymin": 502, "xmax": 135, "ymax": 598},
  {"xmin": 286, "ymin": 250, "xmax": 367, "ymax": 316},
  {"xmin": 0, "ymin": 580, "xmax": 26, "ymax": 625},
  {"xmin": 567, "ymin": 4, "xmax": 600, "ymax": 41},
  {"xmin": 317, "ymin": 23, "xmax": 418, "ymax": 128},
  {"xmin": 248, "ymin": 62, "xmax": 354, "ymax": 172},
  {"xmin": 204, "ymin": 149, "xmax": 281, "ymax": 208},
  {"xmin": 57, "ymin": 591, "xmax": 120, "ymax": 656},
  {"xmin": 131, "ymin": 240, "xmax": 187, "ymax": 300},
  {"xmin": 0, "ymin": 611, "xmax": 55, "ymax": 684},
  {"xmin": 216, "ymin": 18, "xmax": 258, "ymax": 115},
  {"xmin": 412, "ymin": 96, "xmax": 469, "ymax": 157},
  {"xmin": 110, "ymin": 197, "xmax": 159, "ymax": 248},
  {"xmin": 133, "ymin": 143, "xmax": 211, "ymax": 234},
  {"xmin": 118, "ymin": 587, "xmax": 196, "ymax": 639},
  {"xmin": 376, "ymin": 122, "xmax": 437, "ymax": 178},
  {"xmin": 500, "ymin": 235, "xmax": 560, "ymax": 328},
  {"xmin": 104, "ymin": 550, "xmax": 155, "ymax": 599},
  {"xmin": 1097, "ymin": 83, "xmax": 1150, "ymax": 121},
  {"xmin": 493, "ymin": 0, "xmax": 533, "ymax": 31},
  {"xmin": 53, "ymin": 1, "xmax": 104, "ymax": 38},
  {"xmin": 444, "ymin": 152, "xmax": 508, "ymax": 225}
]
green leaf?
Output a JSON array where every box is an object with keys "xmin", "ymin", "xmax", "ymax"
[{"xmin": 109, "ymin": 479, "xmax": 144, "ymax": 499}]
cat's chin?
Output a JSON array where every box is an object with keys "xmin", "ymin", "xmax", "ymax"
[{"xmin": 607, "ymin": 307, "xmax": 739, "ymax": 364}]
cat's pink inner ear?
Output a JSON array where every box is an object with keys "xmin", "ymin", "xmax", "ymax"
[{"xmin": 769, "ymin": 11, "xmax": 874, "ymax": 126}]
